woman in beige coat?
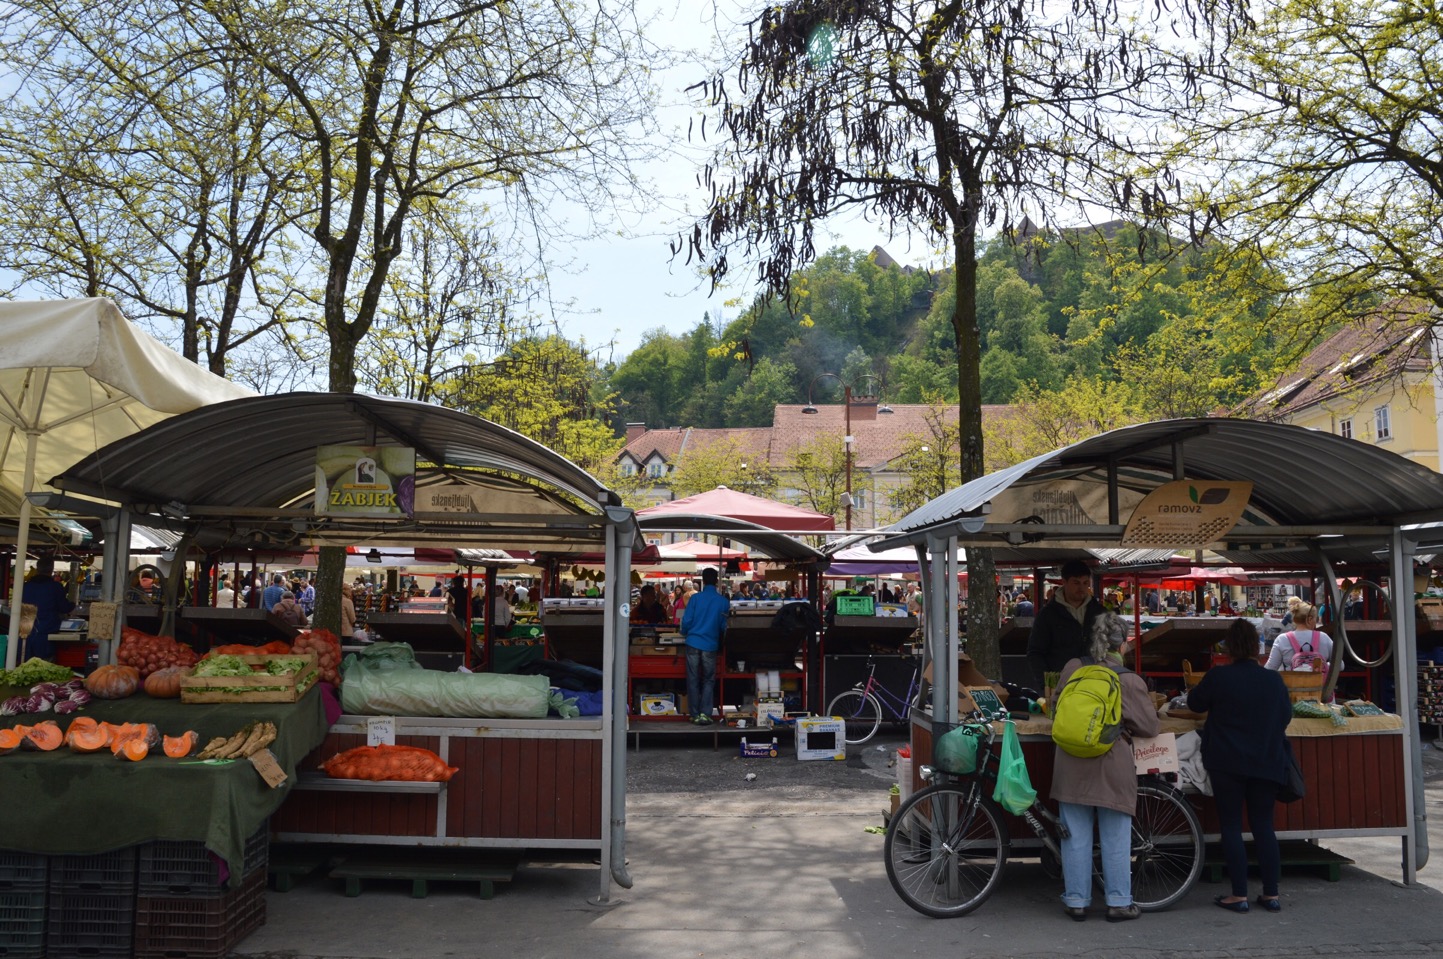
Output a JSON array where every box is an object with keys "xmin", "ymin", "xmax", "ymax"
[{"xmin": 1050, "ymin": 611, "xmax": 1160, "ymax": 923}]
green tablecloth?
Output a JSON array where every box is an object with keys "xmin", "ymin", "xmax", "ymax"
[{"xmin": 0, "ymin": 685, "xmax": 329, "ymax": 882}]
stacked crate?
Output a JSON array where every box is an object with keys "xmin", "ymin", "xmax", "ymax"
[
  {"xmin": 1419, "ymin": 662, "xmax": 1443, "ymax": 727},
  {"xmin": 133, "ymin": 826, "xmax": 269, "ymax": 959},
  {"xmin": 46, "ymin": 848, "xmax": 137, "ymax": 959},
  {"xmin": 0, "ymin": 850, "xmax": 48, "ymax": 959}
]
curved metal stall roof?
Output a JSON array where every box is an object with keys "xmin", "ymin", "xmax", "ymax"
[
  {"xmin": 636, "ymin": 514, "xmax": 825, "ymax": 565},
  {"xmin": 876, "ymin": 417, "xmax": 1443, "ymax": 566},
  {"xmin": 48, "ymin": 392, "xmax": 640, "ymax": 553}
]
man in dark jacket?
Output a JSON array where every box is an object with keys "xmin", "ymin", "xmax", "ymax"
[{"xmin": 1027, "ymin": 559, "xmax": 1106, "ymax": 690}]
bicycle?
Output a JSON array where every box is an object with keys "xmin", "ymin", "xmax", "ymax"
[
  {"xmin": 884, "ymin": 714, "xmax": 1203, "ymax": 918},
  {"xmin": 825, "ymin": 656, "xmax": 922, "ymax": 745}
]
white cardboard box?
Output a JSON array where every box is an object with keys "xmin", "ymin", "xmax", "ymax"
[
  {"xmin": 796, "ymin": 717, "xmax": 846, "ymax": 761},
  {"xmin": 639, "ymin": 693, "xmax": 677, "ymax": 716},
  {"xmin": 755, "ymin": 700, "xmax": 785, "ymax": 727},
  {"xmin": 1132, "ymin": 732, "xmax": 1180, "ymax": 775}
]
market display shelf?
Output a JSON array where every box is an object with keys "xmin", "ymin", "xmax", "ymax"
[{"xmin": 293, "ymin": 772, "xmax": 444, "ymax": 794}]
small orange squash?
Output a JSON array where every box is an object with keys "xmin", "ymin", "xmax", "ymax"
[
  {"xmin": 0, "ymin": 727, "xmax": 25, "ymax": 756},
  {"xmin": 68, "ymin": 723, "xmax": 110, "ymax": 753},
  {"xmin": 85, "ymin": 664, "xmax": 141, "ymax": 700},
  {"xmin": 144, "ymin": 666, "xmax": 191, "ymax": 699},
  {"xmin": 117, "ymin": 737, "xmax": 150, "ymax": 761},
  {"xmin": 163, "ymin": 731, "xmax": 199, "ymax": 758}
]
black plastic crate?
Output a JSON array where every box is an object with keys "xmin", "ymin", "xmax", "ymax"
[
  {"xmin": 134, "ymin": 867, "xmax": 266, "ymax": 959},
  {"xmin": 44, "ymin": 889, "xmax": 132, "ymax": 959},
  {"xmin": 0, "ymin": 886, "xmax": 47, "ymax": 959},
  {"xmin": 0, "ymin": 852, "xmax": 47, "ymax": 892},
  {"xmin": 47, "ymin": 848, "xmax": 137, "ymax": 893},
  {"xmin": 137, "ymin": 825, "xmax": 268, "ymax": 898}
]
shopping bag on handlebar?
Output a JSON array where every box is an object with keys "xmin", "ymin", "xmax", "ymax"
[
  {"xmin": 933, "ymin": 723, "xmax": 980, "ymax": 775},
  {"xmin": 991, "ymin": 722, "xmax": 1037, "ymax": 815}
]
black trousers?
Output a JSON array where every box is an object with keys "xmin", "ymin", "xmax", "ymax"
[{"xmin": 1211, "ymin": 768, "xmax": 1282, "ymax": 897}]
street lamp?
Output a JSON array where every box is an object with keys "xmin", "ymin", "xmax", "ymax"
[{"xmin": 801, "ymin": 372, "xmax": 893, "ymax": 529}]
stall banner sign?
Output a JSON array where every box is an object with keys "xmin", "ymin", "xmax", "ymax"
[
  {"xmin": 1122, "ymin": 480, "xmax": 1252, "ymax": 547},
  {"xmin": 87, "ymin": 602, "xmax": 121, "ymax": 641},
  {"xmin": 414, "ymin": 484, "xmax": 483, "ymax": 513},
  {"xmin": 989, "ymin": 479, "xmax": 1147, "ymax": 534},
  {"xmin": 315, "ymin": 445, "xmax": 415, "ymax": 518}
]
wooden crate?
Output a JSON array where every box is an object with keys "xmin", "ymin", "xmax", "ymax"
[{"xmin": 180, "ymin": 653, "xmax": 318, "ymax": 704}]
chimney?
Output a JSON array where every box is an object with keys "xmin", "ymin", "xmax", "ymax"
[{"xmin": 625, "ymin": 422, "xmax": 647, "ymax": 443}]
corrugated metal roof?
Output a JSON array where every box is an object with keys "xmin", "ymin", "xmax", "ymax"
[
  {"xmin": 877, "ymin": 417, "xmax": 1443, "ymax": 566},
  {"xmin": 49, "ymin": 392, "xmax": 634, "ymax": 553}
]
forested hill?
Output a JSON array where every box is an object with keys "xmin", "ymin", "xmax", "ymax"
[{"xmin": 605, "ymin": 227, "xmax": 1290, "ymax": 437}]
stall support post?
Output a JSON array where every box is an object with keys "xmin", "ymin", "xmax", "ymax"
[
  {"xmin": 1393, "ymin": 529, "xmax": 1428, "ymax": 880},
  {"xmin": 806, "ymin": 565, "xmax": 823, "ymax": 712},
  {"xmin": 599, "ymin": 504, "xmax": 636, "ymax": 904},
  {"xmin": 924, "ymin": 533, "xmax": 958, "ymax": 723}
]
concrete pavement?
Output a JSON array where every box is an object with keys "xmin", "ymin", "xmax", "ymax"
[{"xmin": 235, "ymin": 735, "xmax": 1443, "ymax": 959}]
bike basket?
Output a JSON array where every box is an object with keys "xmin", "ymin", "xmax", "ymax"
[{"xmin": 932, "ymin": 722, "xmax": 982, "ymax": 775}]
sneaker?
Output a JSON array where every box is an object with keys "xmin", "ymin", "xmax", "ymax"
[
  {"xmin": 695, "ymin": 714, "xmax": 713, "ymax": 725},
  {"xmin": 1063, "ymin": 906, "xmax": 1087, "ymax": 922},
  {"xmin": 1106, "ymin": 904, "xmax": 1140, "ymax": 923}
]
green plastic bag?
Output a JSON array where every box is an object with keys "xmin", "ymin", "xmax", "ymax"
[
  {"xmin": 991, "ymin": 722, "xmax": 1037, "ymax": 815},
  {"xmin": 934, "ymin": 724, "xmax": 980, "ymax": 775}
]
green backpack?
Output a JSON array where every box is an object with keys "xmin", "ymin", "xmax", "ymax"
[{"xmin": 1050, "ymin": 660, "xmax": 1124, "ymax": 758}]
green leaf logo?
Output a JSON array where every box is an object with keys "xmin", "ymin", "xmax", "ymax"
[{"xmin": 1189, "ymin": 486, "xmax": 1199, "ymax": 503}]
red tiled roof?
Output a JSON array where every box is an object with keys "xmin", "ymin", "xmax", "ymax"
[
  {"xmin": 620, "ymin": 405, "xmax": 1016, "ymax": 471},
  {"xmin": 1235, "ymin": 300, "xmax": 1434, "ymax": 419}
]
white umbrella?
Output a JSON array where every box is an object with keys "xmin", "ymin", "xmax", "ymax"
[{"xmin": 0, "ymin": 298, "xmax": 253, "ymax": 667}]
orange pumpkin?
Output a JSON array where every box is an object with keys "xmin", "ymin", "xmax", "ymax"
[
  {"xmin": 143, "ymin": 666, "xmax": 191, "ymax": 698},
  {"xmin": 85, "ymin": 664, "xmax": 141, "ymax": 700},
  {"xmin": 163, "ymin": 731, "xmax": 199, "ymax": 758}
]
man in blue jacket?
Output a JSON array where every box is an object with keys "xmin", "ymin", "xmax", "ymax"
[{"xmin": 680, "ymin": 566, "xmax": 731, "ymax": 724}]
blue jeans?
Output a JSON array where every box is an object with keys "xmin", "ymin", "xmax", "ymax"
[
  {"xmin": 1058, "ymin": 801, "xmax": 1133, "ymax": 908},
  {"xmin": 685, "ymin": 646, "xmax": 717, "ymax": 719}
]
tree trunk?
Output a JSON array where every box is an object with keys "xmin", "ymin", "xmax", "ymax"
[
  {"xmin": 951, "ymin": 212, "xmax": 1001, "ymax": 680},
  {"xmin": 311, "ymin": 545, "xmax": 347, "ymax": 636}
]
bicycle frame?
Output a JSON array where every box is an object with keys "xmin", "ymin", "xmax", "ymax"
[{"xmin": 856, "ymin": 663, "xmax": 920, "ymax": 722}]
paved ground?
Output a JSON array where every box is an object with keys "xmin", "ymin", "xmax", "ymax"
[{"xmin": 235, "ymin": 728, "xmax": 1443, "ymax": 959}]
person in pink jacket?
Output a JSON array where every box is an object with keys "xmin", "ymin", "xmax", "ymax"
[{"xmin": 1050, "ymin": 611, "xmax": 1160, "ymax": 923}]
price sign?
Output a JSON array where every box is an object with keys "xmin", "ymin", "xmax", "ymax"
[
  {"xmin": 367, "ymin": 715, "xmax": 396, "ymax": 746},
  {"xmin": 249, "ymin": 749, "xmax": 288, "ymax": 788}
]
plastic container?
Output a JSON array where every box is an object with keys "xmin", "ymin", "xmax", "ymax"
[
  {"xmin": 137, "ymin": 825, "xmax": 268, "ymax": 898},
  {"xmin": 0, "ymin": 850, "xmax": 48, "ymax": 891},
  {"xmin": 44, "ymin": 890, "xmax": 133, "ymax": 959},
  {"xmin": 133, "ymin": 867, "xmax": 266, "ymax": 959},
  {"xmin": 0, "ymin": 886, "xmax": 47, "ymax": 959}
]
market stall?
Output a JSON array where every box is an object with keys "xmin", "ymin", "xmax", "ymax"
[
  {"xmin": 40, "ymin": 391, "xmax": 642, "ymax": 901},
  {"xmin": 871, "ymin": 417, "xmax": 1440, "ymax": 882}
]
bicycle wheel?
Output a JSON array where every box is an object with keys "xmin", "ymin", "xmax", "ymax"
[
  {"xmin": 826, "ymin": 690, "xmax": 882, "ymax": 745},
  {"xmin": 1128, "ymin": 780, "xmax": 1204, "ymax": 911},
  {"xmin": 884, "ymin": 783, "xmax": 1009, "ymax": 918}
]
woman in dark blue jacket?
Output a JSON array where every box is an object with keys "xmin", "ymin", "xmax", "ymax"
[{"xmin": 1187, "ymin": 619, "xmax": 1293, "ymax": 913}]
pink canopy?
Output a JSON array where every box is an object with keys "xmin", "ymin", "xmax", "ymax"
[
  {"xmin": 664, "ymin": 539, "xmax": 748, "ymax": 560},
  {"xmin": 637, "ymin": 487, "xmax": 835, "ymax": 532}
]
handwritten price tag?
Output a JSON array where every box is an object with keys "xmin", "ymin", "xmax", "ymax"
[
  {"xmin": 367, "ymin": 716, "xmax": 396, "ymax": 746},
  {"xmin": 249, "ymin": 749, "xmax": 288, "ymax": 788}
]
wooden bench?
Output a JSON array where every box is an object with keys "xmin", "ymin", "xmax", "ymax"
[
  {"xmin": 1204, "ymin": 839, "xmax": 1355, "ymax": 883},
  {"xmin": 327, "ymin": 853, "xmax": 517, "ymax": 899}
]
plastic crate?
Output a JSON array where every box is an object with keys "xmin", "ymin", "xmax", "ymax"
[
  {"xmin": 47, "ymin": 848, "xmax": 137, "ymax": 893},
  {"xmin": 0, "ymin": 852, "xmax": 47, "ymax": 892},
  {"xmin": 834, "ymin": 594, "xmax": 875, "ymax": 617},
  {"xmin": 0, "ymin": 886, "xmax": 47, "ymax": 959},
  {"xmin": 134, "ymin": 867, "xmax": 266, "ymax": 959},
  {"xmin": 44, "ymin": 890, "xmax": 132, "ymax": 959},
  {"xmin": 137, "ymin": 825, "xmax": 268, "ymax": 898}
]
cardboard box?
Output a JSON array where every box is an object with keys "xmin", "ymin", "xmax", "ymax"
[
  {"xmin": 922, "ymin": 655, "xmax": 1010, "ymax": 706},
  {"xmin": 1419, "ymin": 599, "xmax": 1443, "ymax": 631},
  {"xmin": 740, "ymin": 737, "xmax": 780, "ymax": 758},
  {"xmin": 755, "ymin": 700, "xmax": 785, "ymax": 727},
  {"xmin": 796, "ymin": 717, "xmax": 846, "ymax": 761},
  {"xmin": 1131, "ymin": 732, "xmax": 1180, "ymax": 775},
  {"xmin": 638, "ymin": 693, "xmax": 677, "ymax": 716}
]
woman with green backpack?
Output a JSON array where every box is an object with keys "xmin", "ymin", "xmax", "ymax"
[{"xmin": 1050, "ymin": 611, "xmax": 1160, "ymax": 923}]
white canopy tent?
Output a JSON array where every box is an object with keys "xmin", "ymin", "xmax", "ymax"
[{"xmin": 0, "ymin": 298, "xmax": 252, "ymax": 666}]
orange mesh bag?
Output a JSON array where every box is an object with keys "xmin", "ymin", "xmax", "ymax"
[{"xmin": 320, "ymin": 744, "xmax": 458, "ymax": 782}]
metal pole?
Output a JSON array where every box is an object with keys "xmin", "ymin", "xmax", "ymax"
[{"xmin": 843, "ymin": 386, "xmax": 853, "ymax": 531}]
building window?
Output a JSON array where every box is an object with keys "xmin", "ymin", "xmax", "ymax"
[
  {"xmin": 1374, "ymin": 405, "xmax": 1391, "ymax": 441},
  {"xmin": 647, "ymin": 462, "xmax": 665, "ymax": 478},
  {"xmin": 1338, "ymin": 418, "xmax": 1352, "ymax": 440},
  {"xmin": 619, "ymin": 461, "xmax": 637, "ymax": 477}
]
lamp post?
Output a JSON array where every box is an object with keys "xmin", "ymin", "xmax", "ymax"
[{"xmin": 802, "ymin": 372, "xmax": 892, "ymax": 529}]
